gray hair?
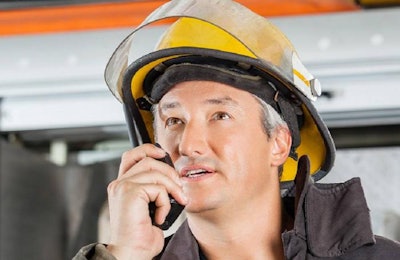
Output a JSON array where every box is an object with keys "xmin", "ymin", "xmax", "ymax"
[
  {"xmin": 252, "ymin": 95, "xmax": 288, "ymax": 138},
  {"xmin": 252, "ymin": 94, "xmax": 289, "ymax": 177}
]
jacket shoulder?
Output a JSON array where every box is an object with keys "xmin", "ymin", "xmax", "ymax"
[
  {"xmin": 371, "ymin": 235, "xmax": 400, "ymax": 258},
  {"xmin": 342, "ymin": 236, "xmax": 400, "ymax": 259}
]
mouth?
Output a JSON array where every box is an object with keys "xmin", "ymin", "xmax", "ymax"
[
  {"xmin": 180, "ymin": 166, "xmax": 214, "ymax": 179},
  {"xmin": 184, "ymin": 168, "xmax": 211, "ymax": 178}
]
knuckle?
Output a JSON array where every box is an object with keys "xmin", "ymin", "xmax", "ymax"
[
  {"xmin": 143, "ymin": 143, "xmax": 157, "ymax": 150},
  {"xmin": 107, "ymin": 179, "xmax": 135, "ymax": 196},
  {"xmin": 116, "ymin": 181, "xmax": 133, "ymax": 194},
  {"xmin": 107, "ymin": 180, "xmax": 119, "ymax": 195},
  {"xmin": 120, "ymin": 150, "xmax": 131, "ymax": 162}
]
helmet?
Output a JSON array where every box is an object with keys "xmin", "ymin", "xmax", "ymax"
[{"xmin": 104, "ymin": 0, "xmax": 335, "ymax": 188}]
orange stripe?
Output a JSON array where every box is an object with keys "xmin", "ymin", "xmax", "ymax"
[
  {"xmin": 0, "ymin": 0, "xmax": 359, "ymax": 36},
  {"xmin": 0, "ymin": 1, "xmax": 168, "ymax": 36},
  {"xmin": 238, "ymin": 0, "xmax": 359, "ymax": 16}
]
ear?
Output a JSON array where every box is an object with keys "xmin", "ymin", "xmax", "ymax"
[{"xmin": 271, "ymin": 126, "xmax": 292, "ymax": 167}]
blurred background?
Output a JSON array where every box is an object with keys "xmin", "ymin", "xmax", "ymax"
[{"xmin": 0, "ymin": 0, "xmax": 399, "ymax": 259}]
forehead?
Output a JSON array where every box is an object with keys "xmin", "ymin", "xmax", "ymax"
[{"xmin": 158, "ymin": 80, "xmax": 256, "ymax": 108}]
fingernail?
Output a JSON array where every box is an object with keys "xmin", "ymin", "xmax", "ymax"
[{"xmin": 154, "ymin": 143, "xmax": 165, "ymax": 152}]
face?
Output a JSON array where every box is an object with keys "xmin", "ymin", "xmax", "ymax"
[{"xmin": 154, "ymin": 81, "xmax": 288, "ymax": 214}]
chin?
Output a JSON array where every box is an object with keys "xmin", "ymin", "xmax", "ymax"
[{"xmin": 184, "ymin": 194, "xmax": 222, "ymax": 215}]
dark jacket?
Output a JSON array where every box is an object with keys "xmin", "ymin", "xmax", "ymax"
[
  {"xmin": 157, "ymin": 177, "xmax": 400, "ymax": 259},
  {"xmin": 74, "ymin": 159, "xmax": 400, "ymax": 259}
]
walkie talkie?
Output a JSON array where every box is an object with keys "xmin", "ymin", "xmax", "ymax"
[{"xmin": 149, "ymin": 143, "xmax": 185, "ymax": 230}]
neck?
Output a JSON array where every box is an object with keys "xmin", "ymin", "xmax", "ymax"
[{"xmin": 187, "ymin": 185, "xmax": 284, "ymax": 260}]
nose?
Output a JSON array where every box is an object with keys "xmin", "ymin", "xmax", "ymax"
[{"xmin": 178, "ymin": 121, "xmax": 208, "ymax": 157}]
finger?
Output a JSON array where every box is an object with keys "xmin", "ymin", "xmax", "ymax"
[
  {"xmin": 106, "ymin": 182, "xmax": 166, "ymax": 239},
  {"xmin": 107, "ymin": 180, "xmax": 184, "ymax": 227},
  {"xmin": 114, "ymin": 171, "xmax": 187, "ymax": 206},
  {"xmin": 119, "ymin": 144, "xmax": 166, "ymax": 178},
  {"xmin": 141, "ymin": 184, "xmax": 187, "ymax": 226},
  {"xmin": 119, "ymin": 157, "xmax": 181, "ymax": 184},
  {"xmin": 145, "ymin": 185, "xmax": 171, "ymax": 225}
]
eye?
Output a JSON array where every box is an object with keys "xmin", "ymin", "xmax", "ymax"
[
  {"xmin": 165, "ymin": 117, "xmax": 183, "ymax": 127},
  {"xmin": 212, "ymin": 112, "xmax": 231, "ymax": 121}
]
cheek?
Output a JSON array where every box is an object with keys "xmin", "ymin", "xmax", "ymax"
[
  {"xmin": 219, "ymin": 120, "xmax": 268, "ymax": 150},
  {"xmin": 218, "ymin": 125, "xmax": 271, "ymax": 171},
  {"xmin": 216, "ymin": 130, "xmax": 260, "ymax": 165}
]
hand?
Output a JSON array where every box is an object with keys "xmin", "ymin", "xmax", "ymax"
[{"xmin": 106, "ymin": 144, "xmax": 187, "ymax": 259}]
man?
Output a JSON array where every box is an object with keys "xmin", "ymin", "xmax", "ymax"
[{"xmin": 74, "ymin": 0, "xmax": 400, "ymax": 259}]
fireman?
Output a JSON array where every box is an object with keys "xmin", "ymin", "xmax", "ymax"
[{"xmin": 75, "ymin": 0, "xmax": 400, "ymax": 259}]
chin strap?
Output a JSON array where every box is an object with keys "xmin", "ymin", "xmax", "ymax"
[
  {"xmin": 294, "ymin": 155, "xmax": 311, "ymax": 216},
  {"xmin": 281, "ymin": 155, "xmax": 311, "ymax": 232}
]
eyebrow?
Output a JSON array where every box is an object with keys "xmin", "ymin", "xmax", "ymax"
[
  {"xmin": 160, "ymin": 101, "xmax": 180, "ymax": 111},
  {"xmin": 159, "ymin": 96, "xmax": 239, "ymax": 112},
  {"xmin": 205, "ymin": 96, "xmax": 239, "ymax": 106}
]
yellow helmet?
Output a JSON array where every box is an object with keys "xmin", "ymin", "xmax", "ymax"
[{"xmin": 105, "ymin": 0, "xmax": 335, "ymax": 188}]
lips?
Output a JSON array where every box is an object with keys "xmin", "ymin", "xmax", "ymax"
[
  {"xmin": 185, "ymin": 168, "xmax": 210, "ymax": 178},
  {"xmin": 180, "ymin": 165, "xmax": 214, "ymax": 179}
]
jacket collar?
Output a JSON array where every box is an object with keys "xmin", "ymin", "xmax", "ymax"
[
  {"xmin": 283, "ymin": 155, "xmax": 376, "ymax": 258},
  {"xmin": 159, "ymin": 220, "xmax": 200, "ymax": 260}
]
